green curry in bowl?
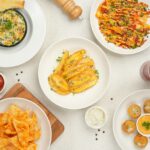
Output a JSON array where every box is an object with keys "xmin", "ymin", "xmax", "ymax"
[{"xmin": 0, "ymin": 9, "xmax": 27, "ymax": 47}]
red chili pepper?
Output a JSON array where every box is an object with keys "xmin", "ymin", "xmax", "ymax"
[
  {"xmin": 102, "ymin": 0, "xmax": 107, "ymax": 6},
  {"xmin": 101, "ymin": 7, "xmax": 108, "ymax": 13},
  {"xmin": 131, "ymin": 24, "xmax": 136, "ymax": 30},
  {"xmin": 135, "ymin": 36, "xmax": 138, "ymax": 43}
]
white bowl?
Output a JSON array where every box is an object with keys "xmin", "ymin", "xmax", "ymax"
[
  {"xmin": 0, "ymin": 0, "xmax": 46, "ymax": 67},
  {"xmin": 0, "ymin": 72, "xmax": 6, "ymax": 94},
  {"xmin": 90, "ymin": 0, "xmax": 150, "ymax": 55},
  {"xmin": 38, "ymin": 37, "xmax": 110, "ymax": 110},
  {"xmin": 0, "ymin": 97, "xmax": 52, "ymax": 150},
  {"xmin": 85, "ymin": 105, "xmax": 107, "ymax": 129},
  {"xmin": 136, "ymin": 114, "xmax": 150, "ymax": 138}
]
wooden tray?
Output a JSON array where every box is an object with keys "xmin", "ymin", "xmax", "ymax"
[{"xmin": 1, "ymin": 83, "xmax": 64, "ymax": 143}]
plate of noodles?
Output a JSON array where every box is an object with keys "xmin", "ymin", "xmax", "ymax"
[{"xmin": 90, "ymin": 0, "xmax": 150, "ymax": 55}]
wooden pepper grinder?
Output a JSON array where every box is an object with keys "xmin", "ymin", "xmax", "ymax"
[{"xmin": 54, "ymin": 0, "xmax": 82, "ymax": 20}]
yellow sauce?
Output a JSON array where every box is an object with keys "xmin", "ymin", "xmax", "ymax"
[{"xmin": 137, "ymin": 115, "xmax": 150, "ymax": 135}]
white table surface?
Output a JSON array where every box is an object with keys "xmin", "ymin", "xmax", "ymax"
[{"xmin": 1, "ymin": 0, "xmax": 150, "ymax": 150}]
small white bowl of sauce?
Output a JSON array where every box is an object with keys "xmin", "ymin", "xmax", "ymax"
[
  {"xmin": 136, "ymin": 114, "xmax": 150, "ymax": 138},
  {"xmin": 0, "ymin": 73, "xmax": 6, "ymax": 94},
  {"xmin": 85, "ymin": 106, "xmax": 107, "ymax": 129}
]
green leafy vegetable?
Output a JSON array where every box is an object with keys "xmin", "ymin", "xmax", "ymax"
[
  {"xmin": 142, "ymin": 121, "xmax": 150, "ymax": 130},
  {"xmin": 56, "ymin": 56, "xmax": 62, "ymax": 62},
  {"xmin": 0, "ymin": 20, "xmax": 13, "ymax": 30},
  {"xmin": 4, "ymin": 20, "xmax": 12, "ymax": 30}
]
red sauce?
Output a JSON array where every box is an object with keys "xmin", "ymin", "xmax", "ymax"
[{"xmin": 0, "ymin": 75, "xmax": 4, "ymax": 91}]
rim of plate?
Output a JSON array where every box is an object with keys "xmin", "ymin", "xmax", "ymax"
[
  {"xmin": 90, "ymin": 0, "xmax": 150, "ymax": 55},
  {"xmin": 113, "ymin": 89, "xmax": 150, "ymax": 150},
  {"xmin": 0, "ymin": 97, "xmax": 52, "ymax": 150},
  {"xmin": 0, "ymin": 0, "xmax": 46, "ymax": 68},
  {"xmin": 38, "ymin": 36, "xmax": 111, "ymax": 110}
]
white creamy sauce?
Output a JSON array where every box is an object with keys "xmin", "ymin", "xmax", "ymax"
[{"xmin": 86, "ymin": 107, "xmax": 105, "ymax": 127}]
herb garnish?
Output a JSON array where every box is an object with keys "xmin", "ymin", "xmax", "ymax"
[
  {"xmin": 5, "ymin": 20, "xmax": 12, "ymax": 30},
  {"xmin": 0, "ymin": 20, "xmax": 12, "ymax": 30},
  {"xmin": 95, "ymin": 70, "xmax": 99, "ymax": 78},
  {"xmin": 142, "ymin": 121, "xmax": 150, "ymax": 130},
  {"xmin": 56, "ymin": 56, "xmax": 62, "ymax": 62},
  {"xmin": 95, "ymin": 70, "xmax": 99, "ymax": 75}
]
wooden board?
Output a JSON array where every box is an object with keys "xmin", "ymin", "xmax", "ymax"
[{"xmin": 1, "ymin": 83, "xmax": 64, "ymax": 143}]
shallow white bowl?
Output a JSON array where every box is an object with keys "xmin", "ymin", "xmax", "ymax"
[
  {"xmin": 85, "ymin": 105, "xmax": 107, "ymax": 129},
  {"xmin": 136, "ymin": 113, "xmax": 150, "ymax": 138},
  {"xmin": 113, "ymin": 89, "xmax": 150, "ymax": 150},
  {"xmin": 90, "ymin": 0, "xmax": 150, "ymax": 55},
  {"xmin": 38, "ymin": 37, "xmax": 110, "ymax": 109},
  {"xmin": 0, "ymin": 97, "xmax": 52, "ymax": 150},
  {"xmin": 0, "ymin": 0, "xmax": 46, "ymax": 67}
]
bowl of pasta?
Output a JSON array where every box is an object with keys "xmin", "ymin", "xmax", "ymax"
[{"xmin": 90, "ymin": 0, "xmax": 150, "ymax": 55}]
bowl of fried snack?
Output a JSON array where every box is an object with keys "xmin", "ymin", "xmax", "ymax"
[
  {"xmin": 38, "ymin": 37, "xmax": 110, "ymax": 109},
  {"xmin": 0, "ymin": 97, "xmax": 51, "ymax": 150},
  {"xmin": 48, "ymin": 49, "xmax": 99, "ymax": 95}
]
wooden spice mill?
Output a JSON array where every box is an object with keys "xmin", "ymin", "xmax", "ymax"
[{"xmin": 54, "ymin": 0, "xmax": 83, "ymax": 19}]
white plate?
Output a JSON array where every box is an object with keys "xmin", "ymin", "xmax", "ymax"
[
  {"xmin": 0, "ymin": 0, "xmax": 46, "ymax": 67},
  {"xmin": 113, "ymin": 89, "xmax": 150, "ymax": 150},
  {"xmin": 38, "ymin": 37, "xmax": 110, "ymax": 109},
  {"xmin": 0, "ymin": 97, "xmax": 51, "ymax": 150},
  {"xmin": 90, "ymin": 0, "xmax": 150, "ymax": 55}
]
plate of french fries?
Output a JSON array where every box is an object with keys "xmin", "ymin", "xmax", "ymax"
[
  {"xmin": 38, "ymin": 37, "xmax": 110, "ymax": 109},
  {"xmin": 0, "ymin": 97, "xmax": 51, "ymax": 150}
]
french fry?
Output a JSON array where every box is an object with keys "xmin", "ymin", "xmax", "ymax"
[
  {"xmin": 51, "ymin": 74, "xmax": 69, "ymax": 91},
  {"xmin": 64, "ymin": 49, "xmax": 86, "ymax": 70},
  {"xmin": 62, "ymin": 58, "xmax": 94, "ymax": 80},
  {"xmin": 77, "ymin": 57, "xmax": 94, "ymax": 65},
  {"xmin": 48, "ymin": 76, "xmax": 69, "ymax": 95},
  {"xmin": 70, "ymin": 78, "xmax": 98, "ymax": 93},
  {"xmin": 68, "ymin": 69, "xmax": 97, "ymax": 87},
  {"xmin": 48, "ymin": 49, "xmax": 99, "ymax": 95},
  {"xmin": 64, "ymin": 57, "xmax": 94, "ymax": 72},
  {"xmin": 49, "ymin": 73, "xmax": 70, "ymax": 95},
  {"xmin": 54, "ymin": 51, "xmax": 69, "ymax": 74},
  {"xmin": 63, "ymin": 65, "xmax": 92, "ymax": 80}
]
